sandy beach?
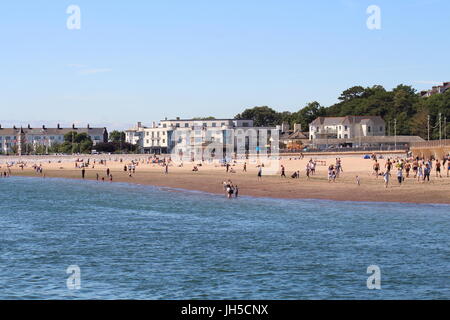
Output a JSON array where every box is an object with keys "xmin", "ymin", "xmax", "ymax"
[{"xmin": 2, "ymin": 154, "xmax": 450, "ymax": 204}]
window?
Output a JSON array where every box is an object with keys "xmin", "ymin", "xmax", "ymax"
[
  {"xmin": 162, "ymin": 131, "xmax": 166, "ymax": 136},
  {"xmin": 368, "ymin": 126, "xmax": 371, "ymax": 133},
  {"xmin": 176, "ymin": 123, "xmax": 180, "ymax": 128},
  {"xmin": 146, "ymin": 132, "xmax": 149, "ymax": 136},
  {"xmin": 151, "ymin": 132, "xmax": 154, "ymax": 138},
  {"xmin": 212, "ymin": 123, "xmax": 216, "ymax": 127},
  {"xmin": 243, "ymin": 122, "xmax": 249, "ymax": 127},
  {"xmin": 146, "ymin": 140, "xmax": 149, "ymax": 144},
  {"xmin": 345, "ymin": 126, "xmax": 348, "ymax": 131},
  {"xmin": 221, "ymin": 123, "xmax": 225, "ymax": 126},
  {"xmin": 380, "ymin": 126, "xmax": 383, "ymax": 131},
  {"xmin": 163, "ymin": 124, "xmax": 167, "ymax": 128},
  {"xmin": 162, "ymin": 139, "xmax": 165, "ymax": 143},
  {"xmin": 157, "ymin": 132, "xmax": 160, "ymax": 137},
  {"xmin": 185, "ymin": 123, "xmax": 189, "ymax": 128},
  {"xmin": 203, "ymin": 123, "xmax": 207, "ymax": 127}
]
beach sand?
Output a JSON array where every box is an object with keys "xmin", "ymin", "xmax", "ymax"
[{"xmin": 2, "ymin": 154, "xmax": 450, "ymax": 204}]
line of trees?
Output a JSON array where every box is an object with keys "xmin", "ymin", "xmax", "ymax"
[
  {"xmin": 235, "ymin": 84, "xmax": 450, "ymax": 140},
  {"xmin": 93, "ymin": 130, "xmax": 137, "ymax": 153},
  {"xmin": 14, "ymin": 130, "xmax": 137, "ymax": 155},
  {"xmin": 28, "ymin": 131, "xmax": 93, "ymax": 154}
]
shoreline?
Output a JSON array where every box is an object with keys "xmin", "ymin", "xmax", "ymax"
[
  {"xmin": 10, "ymin": 173, "xmax": 450, "ymax": 207},
  {"xmin": 8, "ymin": 167, "xmax": 450, "ymax": 205}
]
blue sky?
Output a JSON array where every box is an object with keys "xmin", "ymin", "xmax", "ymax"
[{"xmin": 1, "ymin": 0, "xmax": 449, "ymax": 130}]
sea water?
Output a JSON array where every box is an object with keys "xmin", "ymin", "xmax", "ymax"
[{"xmin": 0, "ymin": 177, "xmax": 449, "ymax": 299}]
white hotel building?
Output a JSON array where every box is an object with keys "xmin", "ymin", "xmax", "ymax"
[{"xmin": 125, "ymin": 118, "xmax": 279, "ymax": 156}]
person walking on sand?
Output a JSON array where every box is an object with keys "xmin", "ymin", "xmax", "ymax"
[
  {"xmin": 417, "ymin": 164, "xmax": 424, "ymax": 182},
  {"xmin": 280, "ymin": 165, "xmax": 286, "ymax": 178},
  {"xmin": 435, "ymin": 160, "xmax": 442, "ymax": 178},
  {"xmin": 106, "ymin": 168, "xmax": 110, "ymax": 177},
  {"xmin": 257, "ymin": 166, "xmax": 262, "ymax": 180},
  {"xmin": 383, "ymin": 171, "xmax": 390, "ymax": 188},
  {"xmin": 96, "ymin": 173, "xmax": 99, "ymax": 181},
  {"xmin": 397, "ymin": 168, "xmax": 403, "ymax": 185},
  {"xmin": 373, "ymin": 161, "xmax": 380, "ymax": 177},
  {"xmin": 424, "ymin": 163, "xmax": 431, "ymax": 182},
  {"xmin": 165, "ymin": 163, "xmax": 169, "ymax": 174},
  {"xmin": 243, "ymin": 162, "xmax": 247, "ymax": 172},
  {"xmin": 81, "ymin": 168, "xmax": 85, "ymax": 179},
  {"xmin": 447, "ymin": 155, "xmax": 450, "ymax": 177}
]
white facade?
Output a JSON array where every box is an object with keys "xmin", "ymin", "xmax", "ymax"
[
  {"xmin": 309, "ymin": 116, "xmax": 385, "ymax": 140},
  {"xmin": 0, "ymin": 125, "xmax": 107, "ymax": 154},
  {"xmin": 125, "ymin": 118, "xmax": 261, "ymax": 154}
]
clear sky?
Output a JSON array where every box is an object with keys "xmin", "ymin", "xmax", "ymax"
[{"xmin": 1, "ymin": 0, "xmax": 449, "ymax": 130}]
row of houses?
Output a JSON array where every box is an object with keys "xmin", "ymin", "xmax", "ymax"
[
  {"xmin": 420, "ymin": 82, "xmax": 450, "ymax": 98},
  {"xmin": 125, "ymin": 115, "xmax": 424, "ymax": 154},
  {"xmin": 0, "ymin": 115, "xmax": 424, "ymax": 155},
  {"xmin": 125, "ymin": 118, "xmax": 272, "ymax": 155},
  {"xmin": 0, "ymin": 124, "xmax": 108, "ymax": 154}
]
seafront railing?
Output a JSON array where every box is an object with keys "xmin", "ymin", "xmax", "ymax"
[{"xmin": 410, "ymin": 139, "xmax": 450, "ymax": 148}]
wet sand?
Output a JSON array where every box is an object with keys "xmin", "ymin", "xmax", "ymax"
[{"xmin": 2, "ymin": 154, "xmax": 450, "ymax": 204}]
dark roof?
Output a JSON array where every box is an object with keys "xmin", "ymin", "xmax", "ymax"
[
  {"xmin": 310, "ymin": 116, "xmax": 385, "ymax": 126},
  {"xmin": 280, "ymin": 130, "xmax": 308, "ymax": 140},
  {"xmin": 0, "ymin": 127, "xmax": 107, "ymax": 136},
  {"xmin": 161, "ymin": 119, "xmax": 253, "ymax": 122}
]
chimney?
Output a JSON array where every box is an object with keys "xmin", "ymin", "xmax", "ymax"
[
  {"xmin": 137, "ymin": 122, "xmax": 142, "ymax": 129},
  {"xmin": 0, "ymin": 124, "xmax": 2, "ymax": 129},
  {"xmin": 176, "ymin": 117, "xmax": 180, "ymax": 120},
  {"xmin": 281, "ymin": 122, "xmax": 290, "ymax": 133},
  {"xmin": 42, "ymin": 125, "xmax": 46, "ymax": 130},
  {"xmin": 152, "ymin": 121, "xmax": 156, "ymax": 128},
  {"xmin": 27, "ymin": 124, "xmax": 31, "ymax": 129},
  {"xmin": 72, "ymin": 124, "xmax": 76, "ymax": 129},
  {"xmin": 293, "ymin": 123, "xmax": 302, "ymax": 132},
  {"xmin": 57, "ymin": 123, "xmax": 61, "ymax": 129},
  {"xmin": 87, "ymin": 124, "xmax": 90, "ymax": 129},
  {"xmin": 13, "ymin": 125, "xmax": 17, "ymax": 130}
]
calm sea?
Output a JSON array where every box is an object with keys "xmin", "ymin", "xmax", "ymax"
[{"xmin": 0, "ymin": 177, "xmax": 449, "ymax": 299}]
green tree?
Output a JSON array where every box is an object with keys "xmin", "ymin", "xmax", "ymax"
[
  {"xmin": 109, "ymin": 130, "xmax": 125, "ymax": 142},
  {"xmin": 235, "ymin": 106, "xmax": 281, "ymax": 127}
]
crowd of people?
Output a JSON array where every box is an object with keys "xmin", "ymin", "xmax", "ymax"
[{"xmin": 374, "ymin": 154, "xmax": 450, "ymax": 188}]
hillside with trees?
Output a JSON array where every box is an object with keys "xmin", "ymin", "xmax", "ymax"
[{"xmin": 235, "ymin": 84, "xmax": 450, "ymax": 140}]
